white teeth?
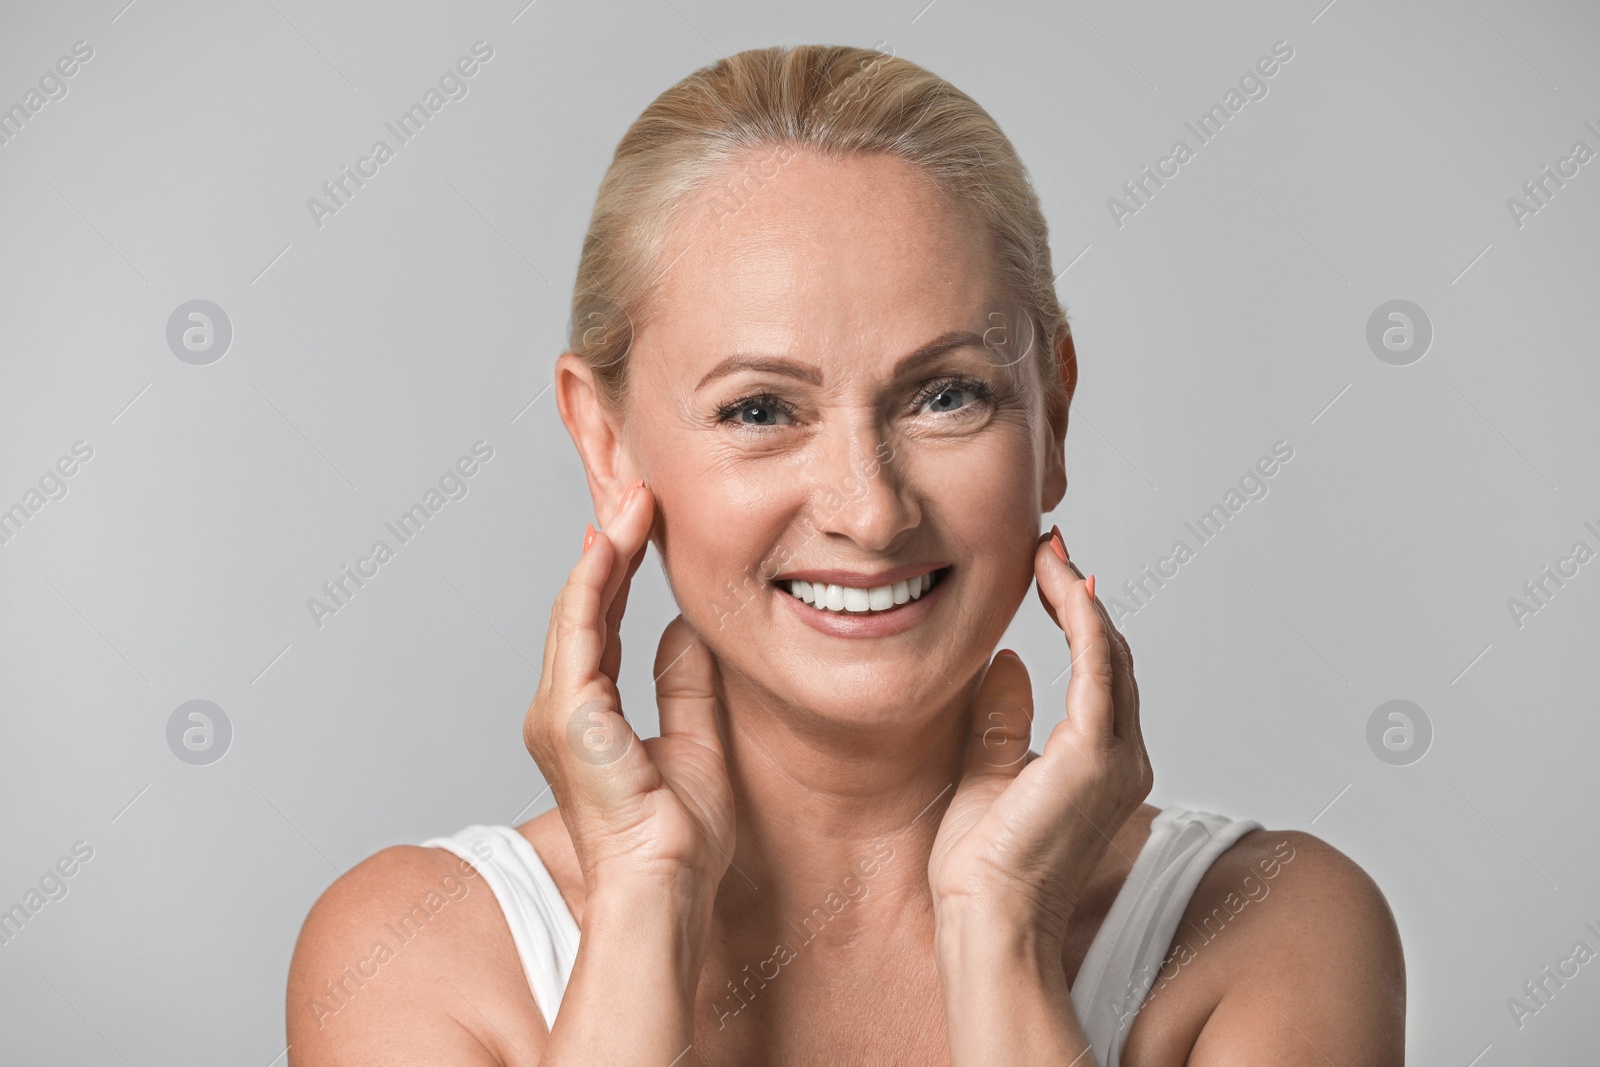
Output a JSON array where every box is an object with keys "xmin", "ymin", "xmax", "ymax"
[{"xmin": 783, "ymin": 571, "xmax": 941, "ymax": 613}]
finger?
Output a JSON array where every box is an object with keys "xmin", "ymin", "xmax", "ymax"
[
  {"xmin": 1107, "ymin": 618, "xmax": 1141, "ymax": 749},
  {"xmin": 528, "ymin": 529, "xmax": 620, "ymax": 760},
  {"xmin": 654, "ymin": 614, "xmax": 727, "ymax": 762},
  {"xmin": 582, "ymin": 483, "xmax": 653, "ymax": 683},
  {"xmin": 1035, "ymin": 544, "xmax": 1127, "ymax": 674},
  {"xmin": 1033, "ymin": 537, "xmax": 1115, "ymax": 743},
  {"xmin": 599, "ymin": 534, "xmax": 649, "ymax": 685},
  {"xmin": 1034, "ymin": 534, "xmax": 1140, "ymax": 742},
  {"xmin": 594, "ymin": 481, "xmax": 655, "ymax": 630},
  {"xmin": 964, "ymin": 650, "xmax": 1034, "ymax": 780},
  {"xmin": 1082, "ymin": 579, "xmax": 1140, "ymax": 746},
  {"xmin": 598, "ymin": 562, "xmax": 636, "ymax": 685},
  {"xmin": 605, "ymin": 498, "xmax": 651, "ymax": 630},
  {"xmin": 537, "ymin": 527, "xmax": 611, "ymax": 713}
]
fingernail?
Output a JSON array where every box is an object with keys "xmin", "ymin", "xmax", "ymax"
[
  {"xmin": 1049, "ymin": 525, "xmax": 1068, "ymax": 564},
  {"xmin": 997, "ymin": 648, "xmax": 1019, "ymax": 660},
  {"xmin": 1085, "ymin": 574, "xmax": 1096, "ymax": 599},
  {"xmin": 583, "ymin": 523, "xmax": 596, "ymax": 553}
]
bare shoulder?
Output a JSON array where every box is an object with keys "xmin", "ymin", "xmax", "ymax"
[
  {"xmin": 286, "ymin": 843, "xmax": 546, "ymax": 1066},
  {"xmin": 1129, "ymin": 827, "xmax": 1406, "ymax": 1066}
]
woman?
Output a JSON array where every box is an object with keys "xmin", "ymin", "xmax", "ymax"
[{"xmin": 286, "ymin": 44, "xmax": 1404, "ymax": 1065}]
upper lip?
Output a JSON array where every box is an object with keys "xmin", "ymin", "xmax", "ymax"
[{"xmin": 769, "ymin": 563, "xmax": 949, "ymax": 588}]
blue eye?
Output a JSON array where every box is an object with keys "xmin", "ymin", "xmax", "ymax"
[
  {"xmin": 713, "ymin": 375, "xmax": 996, "ymax": 430},
  {"xmin": 921, "ymin": 388, "xmax": 966, "ymax": 412},
  {"xmin": 914, "ymin": 376, "xmax": 994, "ymax": 415},
  {"xmin": 715, "ymin": 393, "xmax": 796, "ymax": 427}
]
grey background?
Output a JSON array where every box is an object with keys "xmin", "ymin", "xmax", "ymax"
[{"xmin": 1, "ymin": 0, "xmax": 1596, "ymax": 1062}]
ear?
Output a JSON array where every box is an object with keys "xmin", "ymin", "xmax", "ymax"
[
  {"xmin": 1040, "ymin": 323, "xmax": 1076, "ymax": 513},
  {"xmin": 554, "ymin": 351, "xmax": 636, "ymax": 527}
]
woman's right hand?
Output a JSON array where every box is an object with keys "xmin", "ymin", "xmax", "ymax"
[{"xmin": 523, "ymin": 479, "xmax": 736, "ymax": 904}]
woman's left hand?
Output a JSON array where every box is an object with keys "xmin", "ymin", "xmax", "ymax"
[{"xmin": 927, "ymin": 528, "xmax": 1153, "ymax": 952}]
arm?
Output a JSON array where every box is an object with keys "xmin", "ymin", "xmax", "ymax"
[
  {"xmin": 540, "ymin": 872, "xmax": 713, "ymax": 1064},
  {"xmin": 935, "ymin": 900, "xmax": 1096, "ymax": 1065},
  {"xmin": 1183, "ymin": 832, "xmax": 1406, "ymax": 1065},
  {"xmin": 286, "ymin": 845, "xmax": 528, "ymax": 1066},
  {"xmin": 929, "ymin": 532, "xmax": 1149, "ymax": 1066},
  {"xmin": 936, "ymin": 832, "xmax": 1406, "ymax": 1067},
  {"xmin": 285, "ymin": 848, "xmax": 715, "ymax": 1066},
  {"xmin": 290, "ymin": 459, "xmax": 730, "ymax": 1065}
]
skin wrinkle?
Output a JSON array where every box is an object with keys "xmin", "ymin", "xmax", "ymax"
[
  {"xmin": 286, "ymin": 54, "xmax": 1403, "ymax": 1067},
  {"xmin": 561, "ymin": 146, "xmax": 1069, "ymax": 962}
]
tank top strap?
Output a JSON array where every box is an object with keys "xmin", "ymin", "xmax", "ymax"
[
  {"xmin": 1070, "ymin": 805, "xmax": 1264, "ymax": 1067},
  {"xmin": 419, "ymin": 823, "xmax": 581, "ymax": 1031},
  {"xmin": 423, "ymin": 808, "xmax": 1259, "ymax": 1051}
]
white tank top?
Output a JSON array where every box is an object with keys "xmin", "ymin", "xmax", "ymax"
[{"xmin": 421, "ymin": 804, "xmax": 1260, "ymax": 1065}]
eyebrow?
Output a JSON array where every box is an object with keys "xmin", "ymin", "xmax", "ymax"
[{"xmin": 694, "ymin": 329, "xmax": 990, "ymax": 392}]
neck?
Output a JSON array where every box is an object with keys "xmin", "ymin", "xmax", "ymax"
[{"xmin": 708, "ymin": 661, "xmax": 982, "ymax": 948}]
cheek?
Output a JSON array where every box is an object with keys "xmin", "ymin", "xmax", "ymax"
[
  {"xmin": 654, "ymin": 472, "xmax": 790, "ymax": 602},
  {"xmin": 931, "ymin": 433, "xmax": 1038, "ymax": 527},
  {"xmin": 927, "ymin": 438, "xmax": 1041, "ymax": 603}
]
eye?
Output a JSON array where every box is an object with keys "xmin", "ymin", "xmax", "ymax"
[
  {"xmin": 715, "ymin": 392, "xmax": 797, "ymax": 429},
  {"xmin": 912, "ymin": 375, "xmax": 995, "ymax": 417}
]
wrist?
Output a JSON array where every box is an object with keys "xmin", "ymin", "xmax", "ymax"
[
  {"xmin": 934, "ymin": 899, "xmax": 1067, "ymax": 988},
  {"xmin": 585, "ymin": 882, "xmax": 711, "ymax": 999},
  {"xmin": 588, "ymin": 866, "xmax": 717, "ymax": 928},
  {"xmin": 934, "ymin": 903, "xmax": 1086, "ymax": 1066}
]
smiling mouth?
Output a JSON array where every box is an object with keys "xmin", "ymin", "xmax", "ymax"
[{"xmin": 773, "ymin": 567, "xmax": 951, "ymax": 615}]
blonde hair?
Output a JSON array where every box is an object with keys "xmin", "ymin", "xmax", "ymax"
[{"xmin": 568, "ymin": 43, "xmax": 1069, "ymax": 419}]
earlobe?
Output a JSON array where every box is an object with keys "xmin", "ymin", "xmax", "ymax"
[
  {"xmin": 554, "ymin": 351, "xmax": 633, "ymax": 523},
  {"xmin": 1041, "ymin": 447, "xmax": 1068, "ymax": 513}
]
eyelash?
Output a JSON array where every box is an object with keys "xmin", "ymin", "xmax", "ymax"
[{"xmin": 714, "ymin": 375, "xmax": 997, "ymax": 428}]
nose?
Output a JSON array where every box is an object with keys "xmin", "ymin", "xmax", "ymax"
[{"xmin": 807, "ymin": 417, "xmax": 916, "ymax": 554}]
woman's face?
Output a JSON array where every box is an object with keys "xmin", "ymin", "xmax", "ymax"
[{"xmin": 616, "ymin": 148, "xmax": 1066, "ymax": 728}]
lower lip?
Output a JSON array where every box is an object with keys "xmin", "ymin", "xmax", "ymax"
[{"xmin": 773, "ymin": 570, "xmax": 950, "ymax": 638}]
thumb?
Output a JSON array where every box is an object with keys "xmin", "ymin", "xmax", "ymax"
[
  {"xmin": 654, "ymin": 614, "xmax": 727, "ymax": 761},
  {"xmin": 964, "ymin": 650, "xmax": 1034, "ymax": 781}
]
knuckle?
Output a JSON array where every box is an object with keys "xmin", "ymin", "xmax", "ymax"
[
  {"xmin": 1112, "ymin": 632, "xmax": 1134, "ymax": 665},
  {"xmin": 526, "ymin": 694, "xmax": 557, "ymax": 740},
  {"xmin": 1080, "ymin": 654, "xmax": 1115, "ymax": 689},
  {"xmin": 554, "ymin": 588, "xmax": 591, "ymax": 632},
  {"xmin": 523, "ymin": 710, "xmax": 552, "ymax": 763},
  {"xmin": 1130, "ymin": 747, "xmax": 1154, "ymax": 795}
]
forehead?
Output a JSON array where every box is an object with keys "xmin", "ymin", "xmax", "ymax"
[{"xmin": 642, "ymin": 149, "xmax": 1004, "ymax": 371}]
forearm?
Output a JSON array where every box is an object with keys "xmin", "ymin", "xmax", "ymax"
[
  {"xmin": 541, "ymin": 878, "xmax": 710, "ymax": 1065},
  {"xmin": 935, "ymin": 905, "xmax": 1095, "ymax": 1067}
]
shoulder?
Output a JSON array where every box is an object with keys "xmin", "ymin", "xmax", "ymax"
[
  {"xmin": 1141, "ymin": 826, "xmax": 1406, "ymax": 1065},
  {"xmin": 1209, "ymin": 827, "xmax": 1403, "ymax": 972},
  {"xmin": 286, "ymin": 842, "xmax": 545, "ymax": 1065}
]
